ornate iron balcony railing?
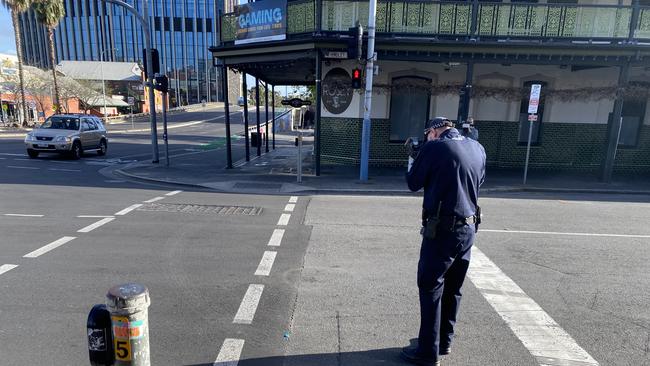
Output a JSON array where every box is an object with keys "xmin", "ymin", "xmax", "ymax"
[{"xmin": 220, "ymin": 0, "xmax": 650, "ymax": 44}]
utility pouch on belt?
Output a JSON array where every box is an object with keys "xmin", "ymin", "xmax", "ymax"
[{"xmin": 420, "ymin": 202, "xmax": 442, "ymax": 240}]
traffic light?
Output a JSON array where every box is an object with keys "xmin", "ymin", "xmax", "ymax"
[
  {"xmin": 351, "ymin": 68, "xmax": 362, "ymax": 89},
  {"xmin": 142, "ymin": 48, "xmax": 160, "ymax": 79},
  {"xmin": 154, "ymin": 75, "xmax": 169, "ymax": 93},
  {"xmin": 347, "ymin": 24, "xmax": 363, "ymax": 61}
]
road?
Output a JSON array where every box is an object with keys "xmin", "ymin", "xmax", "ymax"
[{"xmin": 0, "ymin": 109, "xmax": 649, "ymax": 365}]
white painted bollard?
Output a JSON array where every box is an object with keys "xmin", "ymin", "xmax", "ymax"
[{"xmin": 106, "ymin": 283, "xmax": 151, "ymax": 366}]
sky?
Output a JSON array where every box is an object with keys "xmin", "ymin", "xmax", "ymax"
[{"xmin": 0, "ymin": 6, "xmax": 16, "ymax": 55}]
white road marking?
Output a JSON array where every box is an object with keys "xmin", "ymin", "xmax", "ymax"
[
  {"xmin": 233, "ymin": 284, "xmax": 264, "ymax": 324},
  {"xmin": 48, "ymin": 168, "xmax": 82, "ymax": 172},
  {"xmin": 78, "ymin": 217, "xmax": 115, "ymax": 233},
  {"xmin": 213, "ymin": 338, "xmax": 244, "ymax": 366},
  {"xmin": 0, "ymin": 264, "xmax": 19, "ymax": 276},
  {"xmin": 482, "ymin": 229, "xmax": 650, "ymax": 239},
  {"xmin": 0, "ymin": 153, "xmax": 26, "ymax": 156},
  {"xmin": 105, "ymin": 180, "xmax": 126, "ymax": 183},
  {"xmin": 7, "ymin": 165, "xmax": 38, "ymax": 170},
  {"xmin": 0, "ymin": 157, "xmax": 6, "ymax": 160},
  {"xmin": 254, "ymin": 251, "xmax": 277, "ymax": 276},
  {"xmin": 268, "ymin": 229, "xmax": 285, "ymax": 247},
  {"xmin": 144, "ymin": 196, "xmax": 165, "ymax": 203},
  {"xmin": 284, "ymin": 203, "xmax": 295, "ymax": 212},
  {"xmin": 14, "ymin": 158, "xmax": 31, "ymax": 161},
  {"xmin": 24, "ymin": 236, "xmax": 76, "ymax": 258},
  {"xmin": 165, "ymin": 190, "xmax": 183, "ymax": 196},
  {"xmin": 115, "ymin": 204, "xmax": 142, "ymax": 216},
  {"xmin": 4, "ymin": 214, "xmax": 44, "ymax": 217},
  {"xmin": 77, "ymin": 215, "xmax": 114, "ymax": 218},
  {"xmin": 277, "ymin": 214, "xmax": 290, "ymax": 226},
  {"xmin": 289, "ymin": 196, "xmax": 298, "ymax": 203},
  {"xmin": 468, "ymin": 246, "xmax": 599, "ymax": 366},
  {"xmin": 49, "ymin": 160, "xmax": 75, "ymax": 164}
]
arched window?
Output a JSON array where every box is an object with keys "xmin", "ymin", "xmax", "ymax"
[{"xmin": 389, "ymin": 76, "xmax": 431, "ymax": 142}]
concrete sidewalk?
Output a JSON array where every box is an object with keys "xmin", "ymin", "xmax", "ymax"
[{"xmin": 114, "ymin": 131, "xmax": 650, "ymax": 195}]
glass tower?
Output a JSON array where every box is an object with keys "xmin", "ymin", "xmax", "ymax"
[{"xmin": 19, "ymin": 0, "xmax": 229, "ymax": 107}]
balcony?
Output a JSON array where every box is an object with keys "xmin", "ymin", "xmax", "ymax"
[{"xmin": 220, "ymin": 0, "xmax": 650, "ymax": 44}]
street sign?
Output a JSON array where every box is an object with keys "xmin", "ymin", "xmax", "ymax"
[
  {"xmin": 528, "ymin": 114, "xmax": 538, "ymax": 122},
  {"xmin": 127, "ymin": 97, "xmax": 135, "ymax": 106},
  {"xmin": 281, "ymin": 98, "xmax": 312, "ymax": 108},
  {"xmin": 527, "ymin": 84, "xmax": 542, "ymax": 114},
  {"xmin": 324, "ymin": 51, "xmax": 348, "ymax": 59}
]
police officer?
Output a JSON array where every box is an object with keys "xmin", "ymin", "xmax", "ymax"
[{"xmin": 402, "ymin": 117, "xmax": 486, "ymax": 366}]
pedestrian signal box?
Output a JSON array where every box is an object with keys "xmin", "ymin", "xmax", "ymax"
[{"xmin": 352, "ymin": 68, "xmax": 362, "ymax": 89}]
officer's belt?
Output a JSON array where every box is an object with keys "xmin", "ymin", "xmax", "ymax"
[{"xmin": 432, "ymin": 215, "xmax": 477, "ymax": 228}]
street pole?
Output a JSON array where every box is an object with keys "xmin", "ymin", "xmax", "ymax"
[
  {"xmin": 265, "ymin": 82, "xmax": 269, "ymax": 153},
  {"xmin": 101, "ymin": 0, "xmax": 158, "ymax": 163},
  {"xmin": 271, "ymin": 85, "xmax": 275, "ymax": 150},
  {"xmin": 162, "ymin": 92, "xmax": 169, "ymax": 166},
  {"xmin": 100, "ymin": 51, "xmax": 108, "ymax": 122},
  {"xmin": 359, "ymin": 0, "xmax": 377, "ymax": 181},
  {"xmin": 523, "ymin": 117, "xmax": 534, "ymax": 185}
]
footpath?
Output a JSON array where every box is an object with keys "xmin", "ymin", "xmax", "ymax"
[{"xmin": 111, "ymin": 131, "xmax": 650, "ymax": 195}]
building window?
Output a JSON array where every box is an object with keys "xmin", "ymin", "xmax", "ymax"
[
  {"xmin": 617, "ymin": 98, "xmax": 647, "ymax": 148},
  {"xmin": 518, "ymin": 80, "xmax": 547, "ymax": 146},
  {"xmin": 389, "ymin": 77, "xmax": 431, "ymax": 142}
]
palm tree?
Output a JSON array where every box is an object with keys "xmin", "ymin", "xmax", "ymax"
[
  {"xmin": 1, "ymin": 0, "xmax": 31, "ymax": 126},
  {"xmin": 32, "ymin": 0, "xmax": 64, "ymax": 114}
]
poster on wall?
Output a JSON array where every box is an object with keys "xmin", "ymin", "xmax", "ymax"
[
  {"xmin": 322, "ymin": 68, "xmax": 354, "ymax": 114},
  {"xmin": 235, "ymin": 0, "xmax": 287, "ymax": 45}
]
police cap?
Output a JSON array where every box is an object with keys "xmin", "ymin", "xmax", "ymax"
[{"xmin": 425, "ymin": 117, "xmax": 453, "ymax": 131}]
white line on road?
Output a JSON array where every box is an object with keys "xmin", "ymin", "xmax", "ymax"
[
  {"xmin": 24, "ymin": 236, "xmax": 76, "ymax": 258},
  {"xmin": 144, "ymin": 196, "xmax": 165, "ymax": 203},
  {"xmin": 78, "ymin": 217, "xmax": 115, "ymax": 233},
  {"xmin": 0, "ymin": 157, "xmax": 6, "ymax": 159},
  {"xmin": 254, "ymin": 251, "xmax": 277, "ymax": 276},
  {"xmin": 233, "ymin": 284, "xmax": 264, "ymax": 324},
  {"xmin": 277, "ymin": 214, "xmax": 290, "ymax": 226},
  {"xmin": 14, "ymin": 158, "xmax": 31, "ymax": 161},
  {"xmin": 77, "ymin": 215, "xmax": 115, "ymax": 218},
  {"xmin": 49, "ymin": 160, "xmax": 75, "ymax": 164},
  {"xmin": 0, "ymin": 153, "xmax": 26, "ymax": 156},
  {"xmin": 7, "ymin": 165, "xmax": 38, "ymax": 170},
  {"xmin": 105, "ymin": 180, "xmax": 126, "ymax": 183},
  {"xmin": 213, "ymin": 338, "xmax": 245, "ymax": 366},
  {"xmin": 0, "ymin": 264, "xmax": 19, "ymax": 276},
  {"xmin": 115, "ymin": 204, "xmax": 142, "ymax": 216},
  {"xmin": 4, "ymin": 214, "xmax": 44, "ymax": 217},
  {"xmin": 289, "ymin": 196, "xmax": 298, "ymax": 203},
  {"xmin": 268, "ymin": 229, "xmax": 285, "ymax": 247},
  {"xmin": 284, "ymin": 203, "xmax": 295, "ymax": 212},
  {"xmin": 481, "ymin": 229, "xmax": 650, "ymax": 239},
  {"xmin": 48, "ymin": 168, "xmax": 82, "ymax": 172},
  {"xmin": 468, "ymin": 246, "xmax": 599, "ymax": 366},
  {"xmin": 165, "ymin": 190, "xmax": 183, "ymax": 196}
]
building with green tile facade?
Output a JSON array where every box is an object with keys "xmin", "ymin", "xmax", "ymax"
[{"xmin": 212, "ymin": 0, "xmax": 650, "ymax": 180}]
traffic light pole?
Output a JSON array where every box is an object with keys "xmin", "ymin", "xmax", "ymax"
[
  {"xmin": 359, "ymin": 0, "xmax": 377, "ymax": 181},
  {"xmin": 101, "ymin": 0, "xmax": 159, "ymax": 163},
  {"xmin": 162, "ymin": 91, "xmax": 169, "ymax": 166}
]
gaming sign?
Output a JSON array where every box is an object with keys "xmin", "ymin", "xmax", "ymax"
[{"xmin": 235, "ymin": 0, "xmax": 287, "ymax": 45}]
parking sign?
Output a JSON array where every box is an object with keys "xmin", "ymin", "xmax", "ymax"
[{"xmin": 528, "ymin": 84, "xmax": 542, "ymax": 114}]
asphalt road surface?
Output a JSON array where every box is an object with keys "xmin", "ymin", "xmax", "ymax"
[{"xmin": 1, "ymin": 110, "xmax": 649, "ymax": 365}]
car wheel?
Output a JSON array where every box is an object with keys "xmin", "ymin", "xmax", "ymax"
[
  {"xmin": 70, "ymin": 141, "xmax": 82, "ymax": 160},
  {"xmin": 27, "ymin": 149, "xmax": 39, "ymax": 158},
  {"xmin": 97, "ymin": 139, "xmax": 107, "ymax": 156}
]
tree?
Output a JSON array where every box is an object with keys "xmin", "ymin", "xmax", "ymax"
[
  {"xmin": 32, "ymin": 0, "xmax": 65, "ymax": 114},
  {"xmin": 59, "ymin": 78, "xmax": 101, "ymax": 113},
  {"xmin": 1, "ymin": 0, "xmax": 31, "ymax": 126}
]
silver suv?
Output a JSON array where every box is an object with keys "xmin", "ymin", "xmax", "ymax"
[{"xmin": 24, "ymin": 114, "xmax": 108, "ymax": 159}]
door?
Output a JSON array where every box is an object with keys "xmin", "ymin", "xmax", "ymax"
[{"xmin": 389, "ymin": 77, "xmax": 431, "ymax": 142}]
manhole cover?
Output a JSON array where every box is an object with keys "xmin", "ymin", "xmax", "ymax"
[
  {"xmin": 234, "ymin": 182, "xmax": 282, "ymax": 189},
  {"xmin": 138, "ymin": 203, "xmax": 263, "ymax": 215}
]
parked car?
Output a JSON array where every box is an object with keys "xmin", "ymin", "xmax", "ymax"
[{"xmin": 24, "ymin": 114, "xmax": 108, "ymax": 159}]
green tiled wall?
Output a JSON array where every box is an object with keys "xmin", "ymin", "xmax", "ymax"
[{"xmin": 321, "ymin": 117, "xmax": 650, "ymax": 173}]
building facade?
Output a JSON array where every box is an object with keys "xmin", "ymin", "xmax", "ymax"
[
  {"xmin": 18, "ymin": 0, "xmax": 237, "ymax": 108},
  {"xmin": 213, "ymin": 0, "xmax": 650, "ymax": 179}
]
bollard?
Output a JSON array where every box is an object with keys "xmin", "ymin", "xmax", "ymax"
[
  {"xmin": 106, "ymin": 283, "xmax": 151, "ymax": 366},
  {"xmin": 88, "ymin": 304, "xmax": 114, "ymax": 366}
]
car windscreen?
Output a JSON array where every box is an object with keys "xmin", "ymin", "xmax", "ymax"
[{"xmin": 39, "ymin": 117, "xmax": 80, "ymax": 130}]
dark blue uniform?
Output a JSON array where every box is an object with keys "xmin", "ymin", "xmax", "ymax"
[{"xmin": 406, "ymin": 128, "xmax": 486, "ymax": 363}]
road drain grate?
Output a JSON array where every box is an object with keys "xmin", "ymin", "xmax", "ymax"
[{"xmin": 138, "ymin": 203, "xmax": 263, "ymax": 215}]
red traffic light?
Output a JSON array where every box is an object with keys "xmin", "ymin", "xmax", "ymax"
[{"xmin": 352, "ymin": 68, "xmax": 362, "ymax": 89}]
